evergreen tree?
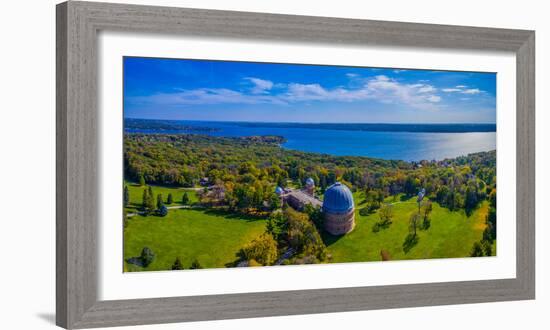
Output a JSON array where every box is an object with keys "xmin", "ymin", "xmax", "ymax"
[
  {"xmin": 142, "ymin": 187, "xmax": 155, "ymax": 214},
  {"xmin": 123, "ymin": 185, "xmax": 130, "ymax": 207},
  {"xmin": 190, "ymin": 259, "xmax": 203, "ymax": 269},
  {"xmin": 157, "ymin": 193, "xmax": 164, "ymax": 209},
  {"xmin": 171, "ymin": 257, "xmax": 183, "ymax": 270},
  {"xmin": 182, "ymin": 192, "xmax": 189, "ymax": 205},
  {"xmin": 138, "ymin": 174, "xmax": 145, "ymax": 186},
  {"xmin": 142, "ymin": 189, "xmax": 149, "ymax": 210},
  {"xmin": 167, "ymin": 193, "xmax": 173, "ymax": 205}
]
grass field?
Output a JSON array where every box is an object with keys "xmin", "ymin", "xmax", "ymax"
[
  {"xmin": 124, "ymin": 182, "xmax": 199, "ymax": 213},
  {"xmin": 124, "ymin": 208, "xmax": 267, "ymax": 271},
  {"xmin": 123, "ymin": 183, "xmax": 492, "ymax": 271},
  {"xmin": 324, "ymin": 193, "xmax": 491, "ymax": 263}
]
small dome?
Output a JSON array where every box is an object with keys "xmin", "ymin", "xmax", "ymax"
[
  {"xmin": 322, "ymin": 182, "xmax": 354, "ymax": 214},
  {"xmin": 305, "ymin": 177, "xmax": 315, "ymax": 186},
  {"xmin": 417, "ymin": 188, "xmax": 426, "ymax": 202},
  {"xmin": 275, "ymin": 186, "xmax": 284, "ymax": 195}
]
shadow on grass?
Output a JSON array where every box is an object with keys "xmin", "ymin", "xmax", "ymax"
[
  {"xmin": 402, "ymin": 234, "xmax": 419, "ymax": 253},
  {"xmin": 321, "ymin": 232, "xmax": 345, "ymax": 247},
  {"xmin": 126, "ymin": 257, "xmax": 145, "ymax": 267},
  {"xmin": 400, "ymin": 194, "xmax": 412, "ymax": 202},
  {"xmin": 202, "ymin": 208, "xmax": 266, "ymax": 222}
]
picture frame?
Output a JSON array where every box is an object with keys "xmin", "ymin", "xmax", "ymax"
[{"xmin": 56, "ymin": 1, "xmax": 535, "ymax": 328}]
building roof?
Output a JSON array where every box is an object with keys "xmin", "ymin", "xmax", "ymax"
[
  {"xmin": 287, "ymin": 189, "xmax": 322, "ymax": 208},
  {"xmin": 322, "ymin": 182, "xmax": 354, "ymax": 214}
]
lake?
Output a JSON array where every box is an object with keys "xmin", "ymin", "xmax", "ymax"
[{"xmin": 124, "ymin": 119, "xmax": 496, "ymax": 162}]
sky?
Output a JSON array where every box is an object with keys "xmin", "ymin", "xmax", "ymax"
[{"xmin": 123, "ymin": 57, "xmax": 497, "ymax": 123}]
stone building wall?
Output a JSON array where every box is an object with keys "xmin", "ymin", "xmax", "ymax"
[{"xmin": 324, "ymin": 209, "xmax": 355, "ymax": 235}]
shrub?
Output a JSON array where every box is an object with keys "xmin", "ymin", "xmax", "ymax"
[
  {"xmin": 140, "ymin": 247, "xmax": 155, "ymax": 267},
  {"xmin": 190, "ymin": 259, "xmax": 203, "ymax": 269},
  {"xmin": 171, "ymin": 257, "xmax": 183, "ymax": 270},
  {"xmin": 158, "ymin": 205, "xmax": 168, "ymax": 217}
]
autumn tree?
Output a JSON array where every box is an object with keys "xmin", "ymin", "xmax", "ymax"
[{"xmin": 241, "ymin": 233, "xmax": 278, "ymax": 266}]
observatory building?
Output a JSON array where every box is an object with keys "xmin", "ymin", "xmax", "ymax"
[
  {"xmin": 322, "ymin": 182, "xmax": 356, "ymax": 235},
  {"xmin": 304, "ymin": 177, "xmax": 315, "ymax": 196}
]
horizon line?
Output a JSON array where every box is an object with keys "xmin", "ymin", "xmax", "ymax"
[{"xmin": 124, "ymin": 117, "xmax": 497, "ymax": 125}]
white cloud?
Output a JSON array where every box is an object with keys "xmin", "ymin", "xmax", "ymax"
[
  {"xmin": 244, "ymin": 77, "xmax": 274, "ymax": 94},
  {"xmin": 417, "ymin": 85, "xmax": 437, "ymax": 93},
  {"xmin": 441, "ymin": 86, "xmax": 483, "ymax": 95},
  {"xmin": 129, "ymin": 75, "xmax": 444, "ymax": 110},
  {"xmin": 462, "ymin": 88, "xmax": 481, "ymax": 94},
  {"xmin": 427, "ymin": 95, "xmax": 441, "ymax": 102},
  {"xmin": 345, "ymin": 73, "xmax": 359, "ymax": 78}
]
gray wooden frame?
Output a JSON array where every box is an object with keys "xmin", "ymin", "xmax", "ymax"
[{"xmin": 56, "ymin": 1, "xmax": 535, "ymax": 328}]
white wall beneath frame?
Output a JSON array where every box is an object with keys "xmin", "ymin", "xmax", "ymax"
[{"xmin": 0, "ymin": 0, "xmax": 548, "ymax": 329}]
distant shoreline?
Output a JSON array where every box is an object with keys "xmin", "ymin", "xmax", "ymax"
[{"xmin": 124, "ymin": 118, "xmax": 496, "ymax": 134}]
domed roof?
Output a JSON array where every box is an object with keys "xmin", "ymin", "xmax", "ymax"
[
  {"xmin": 275, "ymin": 186, "xmax": 283, "ymax": 195},
  {"xmin": 305, "ymin": 177, "xmax": 315, "ymax": 186},
  {"xmin": 322, "ymin": 182, "xmax": 354, "ymax": 214}
]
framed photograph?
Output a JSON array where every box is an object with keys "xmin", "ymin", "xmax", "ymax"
[{"xmin": 56, "ymin": 1, "xmax": 535, "ymax": 328}]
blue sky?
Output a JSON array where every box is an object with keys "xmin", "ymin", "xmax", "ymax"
[{"xmin": 123, "ymin": 57, "xmax": 496, "ymax": 123}]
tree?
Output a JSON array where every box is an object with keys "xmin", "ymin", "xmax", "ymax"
[
  {"xmin": 171, "ymin": 257, "xmax": 183, "ymax": 270},
  {"xmin": 464, "ymin": 185, "xmax": 478, "ymax": 215},
  {"xmin": 138, "ymin": 174, "xmax": 145, "ymax": 186},
  {"xmin": 420, "ymin": 200, "xmax": 432, "ymax": 230},
  {"xmin": 379, "ymin": 203, "xmax": 393, "ymax": 226},
  {"xmin": 241, "ymin": 233, "xmax": 278, "ymax": 266},
  {"xmin": 156, "ymin": 193, "xmax": 164, "ymax": 210},
  {"xmin": 470, "ymin": 241, "xmax": 484, "ymax": 257},
  {"xmin": 181, "ymin": 192, "xmax": 190, "ymax": 205},
  {"xmin": 190, "ymin": 259, "xmax": 203, "ymax": 269},
  {"xmin": 269, "ymin": 193, "xmax": 281, "ymax": 210},
  {"xmin": 140, "ymin": 247, "xmax": 155, "ymax": 267},
  {"xmin": 167, "ymin": 193, "xmax": 173, "ymax": 205},
  {"xmin": 409, "ymin": 212, "xmax": 421, "ymax": 237},
  {"xmin": 158, "ymin": 205, "xmax": 168, "ymax": 217},
  {"xmin": 142, "ymin": 187, "xmax": 155, "ymax": 214},
  {"xmin": 481, "ymin": 240, "xmax": 492, "ymax": 256},
  {"xmin": 373, "ymin": 203, "xmax": 393, "ymax": 232},
  {"xmin": 123, "ymin": 185, "xmax": 130, "ymax": 207}
]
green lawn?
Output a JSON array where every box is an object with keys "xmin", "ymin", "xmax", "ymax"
[
  {"xmin": 123, "ymin": 183, "xmax": 492, "ymax": 271},
  {"xmin": 124, "ymin": 181, "xmax": 199, "ymax": 213},
  {"xmin": 124, "ymin": 208, "xmax": 267, "ymax": 271},
  {"xmin": 324, "ymin": 193, "xmax": 491, "ymax": 263}
]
